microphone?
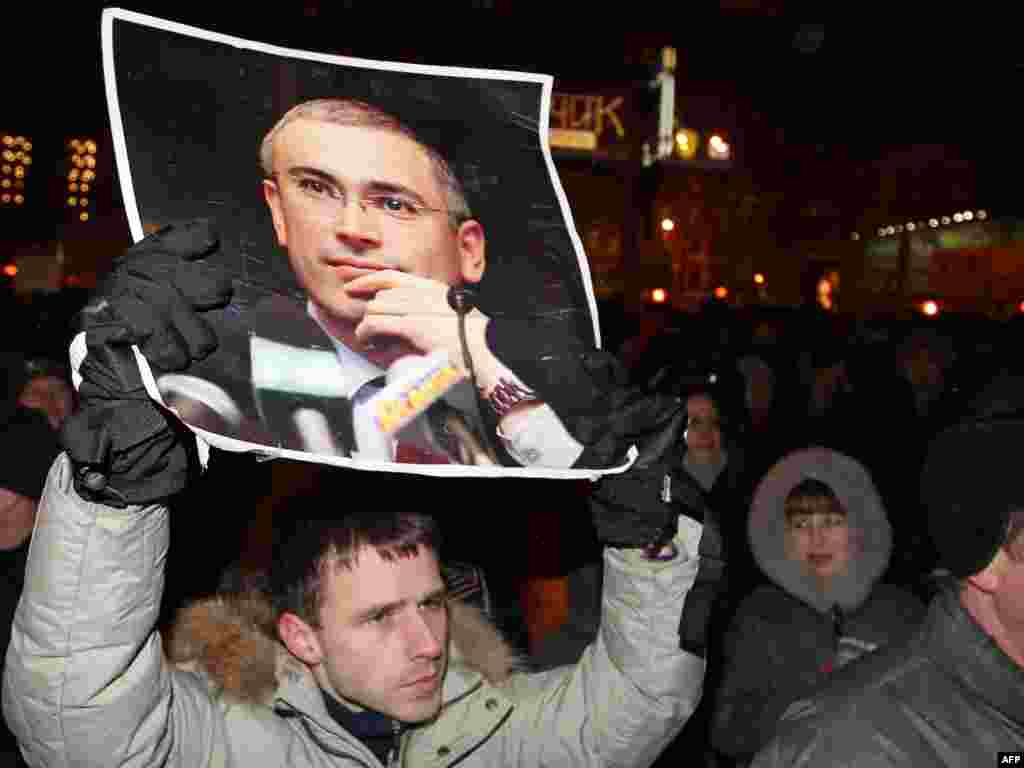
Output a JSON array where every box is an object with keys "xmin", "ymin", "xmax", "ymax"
[{"xmin": 356, "ymin": 352, "xmax": 497, "ymax": 465}]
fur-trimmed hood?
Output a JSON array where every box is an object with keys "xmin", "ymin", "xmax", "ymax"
[
  {"xmin": 748, "ymin": 447, "xmax": 892, "ymax": 614},
  {"xmin": 166, "ymin": 589, "xmax": 520, "ymax": 706}
]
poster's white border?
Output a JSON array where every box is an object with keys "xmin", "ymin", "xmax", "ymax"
[{"xmin": 100, "ymin": 8, "xmax": 626, "ymax": 480}]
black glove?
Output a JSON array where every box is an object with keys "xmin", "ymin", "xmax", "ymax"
[
  {"xmin": 91, "ymin": 219, "xmax": 232, "ymax": 372},
  {"xmin": 576, "ymin": 363, "xmax": 687, "ymax": 468},
  {"xmin": 483, "ymin": 318, "xmax": 684, "ymax": 468},
  {"xmin": 61, "ymin": 221, "xmax": 232, "ymax": 506},
  {"xmin": 672, "ymin": 462, "xmax": 727, "ymax": 658},
  {"xmin": 588, "ymin": 394, "xmax": 687, "ymax": 549},
  {"xmin": 589, "ymin": 391, "xmax": 729, "ymax": 657}
]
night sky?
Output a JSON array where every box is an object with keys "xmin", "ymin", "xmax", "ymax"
[{"xmin": 9, "ymin": 8, "xmax": 1022, "ymax": 236}]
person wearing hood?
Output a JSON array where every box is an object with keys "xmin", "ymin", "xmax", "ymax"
[{"xmin": 709, "ymin": 447, "xmax": 924, "ymax": 765}]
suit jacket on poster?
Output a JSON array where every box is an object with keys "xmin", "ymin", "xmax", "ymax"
[{"xmin": 159, "ymin": 293, "xmax": 498, "ymax": 463}]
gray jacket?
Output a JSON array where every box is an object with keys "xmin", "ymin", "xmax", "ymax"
[
  {"xmin": 4, "ymin": 455, "xmax": 706, "ymax": 767},
  {"xmin": 751, "ymin": 584, "xmax": 1024, "ymax": 767}
]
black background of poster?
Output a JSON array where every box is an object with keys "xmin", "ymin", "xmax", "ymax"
[{"xmin": 112, "ymin": 19, "xmax": 596, "ymax": 342}]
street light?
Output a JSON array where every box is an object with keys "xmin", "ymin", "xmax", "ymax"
[
  {"xmin": 708, "ymin": 134, "xmax": 731, "ymax": 161},
  {"xmin": 66, "ymin": 137, "xmax": 99, "ymax": 221},
  {"xmin": 674, "ymin": 128, "xmax": 699, "ymax": 160},
  {"xmin": 0, "ymin": 132, "xmax": 31, "ymax": 207},
  {"xmin": 817, "ymin": 278, "xmax": 834, "ymax": 311}
]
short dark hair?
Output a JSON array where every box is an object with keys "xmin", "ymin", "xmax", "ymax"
[
  {"xmin": 269, "ymin": 475, "xmax": 442, "ymax": 628},
  {"xmin": 261, "ymin": 97, "xmax": 472, "ymax": 230}
]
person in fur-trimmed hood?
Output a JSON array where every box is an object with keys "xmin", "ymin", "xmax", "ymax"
[
  {"xmin": 709, "ymin": 447, "xmax": 924, "ymax": 765},
  {"xmin": 2, "ymin": 229, "xmax": 715, "ymax": 767}
]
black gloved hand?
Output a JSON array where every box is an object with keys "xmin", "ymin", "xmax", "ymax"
[
  {"xmin": 61, "ymin": 221, "xmax": 232, "ymax": 506},
  {"xmin": 92, "ymin": 219, "xmax": 232, "ymax": 373},
  {"xmin": 671, "ymin": 461, "xmax": 727, "ymax": 658},
  {"xmin": 588, "ymin": 393, "xmax": 687, "ymax": 550},
  {"xmin": 588, "ymin": 391, "xmax": 729, "ymax": 657},
  {"xmin": 576, "ymin": 357, "xmax": 687, "ymax": 468}
]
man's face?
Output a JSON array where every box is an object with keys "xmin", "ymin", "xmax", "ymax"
[
  {"xmin": 312, "ymin": 545, "xmax": 449, "ymax": 723},
  {"xmin": 993, "ymin": 529, "xmax": 1024, "ymax": 644},
  {"xmin": 784, "ymin": 504, "xmax": 852, "ymax": 582},
  {"xmin": 264, "ymin": 119, "xmax": 482, "ymax": 328}
]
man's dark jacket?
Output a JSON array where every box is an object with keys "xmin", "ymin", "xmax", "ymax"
[{"xmin": 752, "ymin": 582, "xmax": 1024, "ymax": 767}]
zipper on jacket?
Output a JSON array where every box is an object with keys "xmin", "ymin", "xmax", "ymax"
[
  {"xmin": 387, "ymin": 719, "xmax": 401, "ymax": 768},
  {"xmin": 831, "ymin": 604, "xmax": 844, "ymax": 654}
]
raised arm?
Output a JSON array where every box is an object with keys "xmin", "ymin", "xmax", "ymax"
[
  {"xmin": 3, "ymin": 221, "xmax": 233, "ymax": 767},
  {"xmin": 485, "ymin": 395, "xmax": 729, "ymax": 766}
]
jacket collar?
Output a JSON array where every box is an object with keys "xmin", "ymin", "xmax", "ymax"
[
  {"xmin": 924, "ymin": 583, "xmax": 1024, "ymax": 721},
  {"xmin": 167, "ymin": 590, "xmax": 520, "ymax": 714}
]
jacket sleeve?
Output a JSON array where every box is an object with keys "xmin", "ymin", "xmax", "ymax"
[
  {"xmin": 498, "ymin": 514, "xmax": 706, "ymax": 768},
  {"xmin": 710, "ymin": 595, "xmax": 787, "ymax": 760},
  {"xmin": 2, "ymin": 455, "xmax": 225, "ymax": 768},
  {"xmin": 750, "ymin": 698, "xmax": 903, "ymax": 768}
]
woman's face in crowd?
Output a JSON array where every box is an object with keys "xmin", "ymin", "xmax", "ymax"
[
  {"xmin": 784, "ymin": 499, "xmax": 852, "ymax": 582},
  {"xmin": 685, "ymin": 394, "xmax": 722, "ymax": 464}
]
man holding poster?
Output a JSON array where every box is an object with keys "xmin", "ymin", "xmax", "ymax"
[{"xmin": 1, "ymin": 242, "xmax": 719, "ymax": 765}]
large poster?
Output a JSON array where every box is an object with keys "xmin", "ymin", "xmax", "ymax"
[{"xmin": 101, "ymin": 9, "xmax": 622, "ymax": 478}]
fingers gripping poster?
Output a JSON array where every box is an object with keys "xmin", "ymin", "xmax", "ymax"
[{"xmin": 102, "ymin": 9, "xmax": 623, "ymax": 478}]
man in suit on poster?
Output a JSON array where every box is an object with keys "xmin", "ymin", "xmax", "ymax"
[{"xmin": 155, "ymin": 97, "xmax": 584, "ymax": 468}]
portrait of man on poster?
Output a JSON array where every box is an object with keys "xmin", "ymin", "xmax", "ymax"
[{"xmin": 153, "ymin": 96, "xmax": 585, "ymax": 469}]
